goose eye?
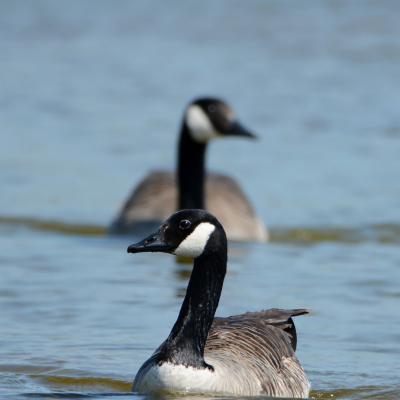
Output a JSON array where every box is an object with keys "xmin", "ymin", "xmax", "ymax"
[
  {"xmin": 179, "ymin": 219, "xmax": 191, "ymax": 230},
  {"xmin": 208, "ymin": 105, "xmax": 216, "ymax": 113}
]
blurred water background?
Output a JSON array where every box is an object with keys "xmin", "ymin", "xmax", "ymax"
[{"xmin": 1, "ymin": 1, "xmax": 400, "ymax": 399}]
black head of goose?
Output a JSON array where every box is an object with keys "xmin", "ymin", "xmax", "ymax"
[
  {"xmin": 110, "ymin": 98, "xmax": 268, "ymax": 242},
  {"xmin": 127, "ymin": 209, "xmax": 310, "ymax": 397}
]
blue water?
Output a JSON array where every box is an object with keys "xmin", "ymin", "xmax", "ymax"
[{"xmin": 1, "ymin": 1, "xmax": 399, "ymax": 399}]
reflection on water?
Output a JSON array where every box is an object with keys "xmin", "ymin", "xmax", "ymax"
[
  {"xmin": 270, "ymin": 223, "xmax": 400, "ymax": 245},
  {"xmin": 0, "ymin": 216, "xmax": 105, "ymax": 237},
  {"xmin": 312, "ymin": 387, "xmax": 400, "ymax": 399},
  {"xmin": 37, "ymin": 374, "xmax": 131, "ymax": 393}
]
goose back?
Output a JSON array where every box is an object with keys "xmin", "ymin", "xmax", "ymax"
[
  {"xmin": 110, "ymin": 171, "xmax": 267, "ymax": 242},
  {"xmin": 205, "ymin": 308, "xmax": 310, "ymax": 397}
]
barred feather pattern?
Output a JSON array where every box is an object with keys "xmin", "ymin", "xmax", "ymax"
[{"xmin": 205, "ymin": 311, "xmax": 310, "ymax": 397}]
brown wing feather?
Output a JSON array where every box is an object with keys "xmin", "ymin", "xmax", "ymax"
[
  {"xmin": 213, "ymin": 308, "xmax": 309, "ymax": 351},
  {"xmin": 205, "ymin": 309, "xmax": 310, "ymax": 397}
]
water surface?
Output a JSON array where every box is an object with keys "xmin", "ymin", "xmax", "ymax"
[{"xmin": 1, "ymin": 1, "xmax": 399, "ymax": 399}]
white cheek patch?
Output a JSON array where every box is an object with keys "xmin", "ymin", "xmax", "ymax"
[
  {"xmin": 186, "ymin": 105, "xmax": 218, "ymax": 143},
  {"xmin": 174, "ymin": 222, "xmax": 215, "ymax": 258}
]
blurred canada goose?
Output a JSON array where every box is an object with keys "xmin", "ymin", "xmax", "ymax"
[
  {"xmin": 110, "ymin": 97, "xmax": 268, "ymax": 242},
  {"xmin": 127, "ymin": 209, "xmax": 310, "ymax": 397}
]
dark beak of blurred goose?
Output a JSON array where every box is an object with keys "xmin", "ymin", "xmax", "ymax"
[{"xmin": 225, "ymin": 120, "xmax": 257, "ymax": 139}]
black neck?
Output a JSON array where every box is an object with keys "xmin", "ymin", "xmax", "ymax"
[
  {"xmin": 177, "ymin": 122, "xmax": 207, "ymax": 210},
  {"xmin": 161, "ymin": 242, "xmax": 227, "ymax": 368}
]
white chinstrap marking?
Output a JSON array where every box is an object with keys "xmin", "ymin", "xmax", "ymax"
[
  {"xmin": 186, "ymin": 105, "xmax": 218, "ymax": 143},
  {"xmin": 174, "ymin": 222, "xmax": 215, "ymax": 258}
]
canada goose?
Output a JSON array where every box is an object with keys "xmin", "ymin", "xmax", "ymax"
[
  {"xmin": 127, "ymin": 209, "xmax": 310, "ymax": 397},
  {"xmin": 110, "ymin": 97, "xmax": 268, "ymax": 242}
]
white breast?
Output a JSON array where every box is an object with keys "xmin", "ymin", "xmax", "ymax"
[
  {"xmin": 135, "ymin": 362, "xmax": 216, "ymax": 394},
  {"xmin": 133, "ymin": 357, "xmax": 263, "ymax": 396}
]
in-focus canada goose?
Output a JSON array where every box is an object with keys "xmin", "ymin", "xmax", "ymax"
[
  {"xmin": 110, "ymin": 97, "xmax": 268, "ymax": 242},
  {"xmin": 127, "ymin": 209, "xmax": 310, "ymax": 397}
]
